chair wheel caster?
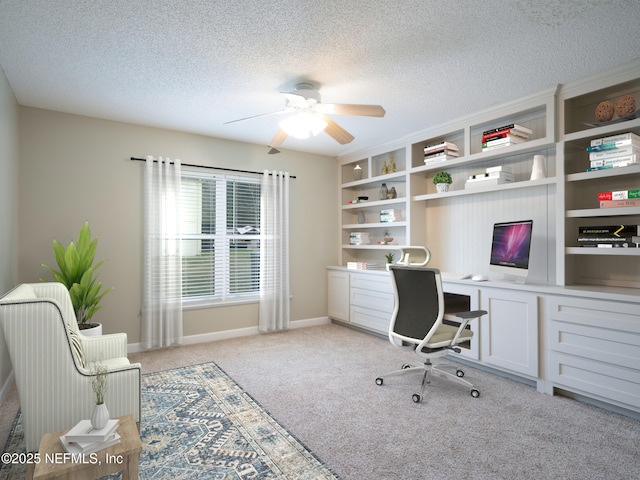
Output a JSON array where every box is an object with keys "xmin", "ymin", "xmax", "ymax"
[
  {"xmin": 456, "ymin": 369, "xmax": 465, "ymax": 377},
  {"xmin": 471, "ymin": 389, "xmax": 480, "ymax": 398},
  {"xmin": 412, "ymin": 394, "xmax": 422, "ymax": 403},
  {"xmin": 401, "ymin": 364, "xmax": 412, "ymax": 369},
  {"xmin": 375, "ymin": 377, "xmax": 383, "ymax": 386}
]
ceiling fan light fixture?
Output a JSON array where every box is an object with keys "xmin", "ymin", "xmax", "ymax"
[{"xmin": 279, "ymin": 113, "xmax": 327, "ymax": 139}]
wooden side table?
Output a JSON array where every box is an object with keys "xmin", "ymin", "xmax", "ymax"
[{"xmin": 30, "ymin": 414, "xmax": 142, "ymax": 480}]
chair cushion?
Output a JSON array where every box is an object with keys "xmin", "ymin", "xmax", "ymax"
[
  {"xmin": 68, "ymin": 326, "xmax": 86, "ymax": 368},
  {"xmin": 428, "ymin": 324, "xmax": 473, "ymax": 346},
  {"xmin": 87, "ymin": 357, "xmax": 131, "ymax": 370}
]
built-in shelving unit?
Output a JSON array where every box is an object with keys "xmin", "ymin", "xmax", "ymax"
[{"xmin": 557, "ymin": 61, "xmax": 640, "ymax": 289}]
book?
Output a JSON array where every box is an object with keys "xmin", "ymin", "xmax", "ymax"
[
  {"xmin": 586, "ymin": 138, "xmax": 639, "ymax": 152},
  {"xmin": 482, "ymin": 142, "xmax": 523, "ymax": 152},
  {"xmin": 578, "ymin": 225, "xmax": 640, "ymax": 236},
  {"xmin": 486, "ymin": 166, "xmax": 513, "ymax": 174},
  {"xmin": 60, "ymin": 432, "xmax": 121, "ymax": 454},
  {"xmin": 424, "ymin": 155, "xmax": 457, "ymax": 165},
  {"xmin": 599, "ymin": 199, "xmax": 640, "ymax": 208},
  {"xmin": 64, "ymin": 418, "xmax": 120, "ymax": 443},
  {"xmin": 468, "ymin": 171, "xmax": 514, "ymax": 181},
  {"xmin": 482, "ymin": 123, "xmax": 533, "ymax": 136},
  {"xmin": 579, "ymin": 242, "xmax": 639, "ymax": 248},
  {"xmin": 590, "ymin": 132, "xmax": 640, "ymax": 147},
  {"xmin": 482, "ymin": 129, "xmax": 530, "ymax": 143},
  {"xmin": 588, "ymin": 145, "xmax": 640, "ymax": 161},
  {"xmin": 590, "ymin": 155, "xmax": 639, "ymax": 168},
  {"xmin": 465, "ymin": 177, "xmax": 513, "ymax": 189},
  {"xmin": 577, "ymin": 235, "xmax": 640, "ymax": 244},
  {"xmin": 423, "ymin": 141, "xmax": 459, "ymax": 155},
  {"xmin": 597, "ymin": 189, "xmax": 640, "ymax": 201},
  {"xmin": 482, "ymin": 135, "xmax": 527, "ymax": 149},
  {"xmin": 380, "ymin": 209, "xmax": 402, "ymax": 222}
]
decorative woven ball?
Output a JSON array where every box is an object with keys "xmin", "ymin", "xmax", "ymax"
[
  {"xmin": 615, "ymin": 95, "xmax": 636, "ymax": 117},
  {"xmin": 595, "ymin": 100, "xmax": 614, "ymax": 122}
]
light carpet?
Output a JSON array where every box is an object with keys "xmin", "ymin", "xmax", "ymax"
[{"xmin": 0, "ymin": 362, "xmax": 339, "ymax": 479}]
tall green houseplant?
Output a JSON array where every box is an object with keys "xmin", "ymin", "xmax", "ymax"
[{"xmin": 42, "ymin": 222, "xmax": 114, "ymax": 328}]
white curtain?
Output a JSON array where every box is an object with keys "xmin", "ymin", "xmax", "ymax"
[
  {"xmin": 259, "ymin": 170, "xmax": 290, "ymax": 332},
  {"xmin": 142, "ymin": 156, "xmax": 183, "ymax": 349}
]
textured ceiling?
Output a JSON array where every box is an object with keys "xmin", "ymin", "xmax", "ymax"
[{"xmin": 0, "ymin": 0, "xmax": 639, "ymax": 157}]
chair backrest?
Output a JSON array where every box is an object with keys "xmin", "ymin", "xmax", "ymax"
[{"xmin": 388, "ymin": 266, "xmax": 445, "ymax": 344}]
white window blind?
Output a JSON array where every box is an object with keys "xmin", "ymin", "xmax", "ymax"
[{"xmin": 180, "ymin": 170, "xmax": 261, "ymax": 305}]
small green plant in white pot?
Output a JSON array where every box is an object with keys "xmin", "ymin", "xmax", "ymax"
[{"xmin": 433, "ymin": 171, "xmax": 452, "ymax": 193}]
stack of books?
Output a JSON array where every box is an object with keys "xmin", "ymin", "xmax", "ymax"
[
  {"xmin": 380, "ymin": 209, "xmax": 402, "ymax": 223},
  {"xmin": 598, "ymin": 188, "xmax": 640, "ymax": 209},
  {"xmin": 346, "ymin": 262, "xmax": 380, "ymax": 270},
  {"xmin": 59, "ymin": 418, "xmax": 120, "ymax": 454},
  {"xmin": 423, "ymin": 141, "xmax": 460, "ymax": 165},
  {"xmin": 465, "ymin": 166, "xmax": 514, "ymax": 189},
  {"xmin": 577, "ymin": 224, "xmax": 640, "ymax": 248},
  {"xmin": 349, "ymin": 232, "xmax": 370, "ymax": 245},
  {"xmin": 587, "ymin": 132, "xmax": 640, "ymax": 171},
  {"xmin": 482, "ymin": 124, "xmax": 532, "ymax": 151}
]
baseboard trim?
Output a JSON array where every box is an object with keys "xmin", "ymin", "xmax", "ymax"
[{"xmin": 127, "ymin": 316, "xmax": 331, "ymax": 353}]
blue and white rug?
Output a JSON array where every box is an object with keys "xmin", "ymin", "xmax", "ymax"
[{"xmin": 1, "ymin": 362, "xmax": 340, "ymax": 479}]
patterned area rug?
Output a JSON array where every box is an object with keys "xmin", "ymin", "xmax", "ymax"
[{"xmin": 1, "ymin": 362, "xmax": 340, "ymax": 479}]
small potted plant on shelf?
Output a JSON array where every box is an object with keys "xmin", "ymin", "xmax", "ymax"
[
  {"xmin": 384, "ymin": 252, "xmax": 395, "ymax": 271},
  {"xmin": 433, "ymin": 171, "xmax": 453, "ymax": 193}
]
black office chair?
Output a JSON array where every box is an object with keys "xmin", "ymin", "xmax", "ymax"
[{"xmin": 375, "ymin": 266, "xmax": 487, "ymax": 402}]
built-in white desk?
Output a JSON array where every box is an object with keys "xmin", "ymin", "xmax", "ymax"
[{"xmin": 327, "ymin": 266, "xmax": 640, "ymax": 419}]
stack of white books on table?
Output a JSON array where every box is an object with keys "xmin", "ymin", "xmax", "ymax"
[
  {"xmin": 59, "ymin": 418, "xmax": 120, "ymax": 454},
  {"xmin": 465, "ymin": 166, "xmax": 514, "ymax": 189},
  {"xmin": 349, "ymin": 232, "xmax": 370, "ymax": 245}
]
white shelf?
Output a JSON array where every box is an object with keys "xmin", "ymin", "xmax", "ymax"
[
  {"xmin": 413, "ymin": 177, "xmax": 555, "ymax": 202},
  {"xmin": 566, "ymin": 164, "xmax": 640, "ymax": 182},
  {"xmin": 566, "ymin": 247, "xmax": 640, "ymax": 256},
  {"xmin": 342, "ymin": 198, "xmax": 406, "ymax": 210},
  {"xmin": 566, "ymin": 206, "xmax": 640, "ymax": 218},
  {"xmin": 343, "ymin": 222, "xmax": 407, "ymax": 229},
  {"xmin": 342, "ymin": 244, "xmax": 406, "ymax": 250}
]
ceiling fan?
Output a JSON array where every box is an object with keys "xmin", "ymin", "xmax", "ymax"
[{"xmin": 224, "ymin": 83, "xmax": 385, "ymax": 153}]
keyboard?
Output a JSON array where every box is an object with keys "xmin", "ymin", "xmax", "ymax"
[{"xmin": 440, "ymin": 272, "xmax": 472, "ymax": 281}]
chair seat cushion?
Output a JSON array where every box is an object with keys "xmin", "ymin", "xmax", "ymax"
[
  {"xmin": 87, "ymin": 357, "xmax": 131, "ymax": 370},
  {"xmin": 427, "ymin": 324, "xmax": 473, "ymax": 347}
]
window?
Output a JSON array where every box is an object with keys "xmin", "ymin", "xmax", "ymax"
[{"xmin": 180, "ymin": 170, "xmax": 261, "ymax": 305}]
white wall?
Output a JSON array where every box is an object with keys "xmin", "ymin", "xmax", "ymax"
[
  {"xmin": 0, "ymin": 67, "xmax": 19, "ymax": 393},
  {"xmin": 18, "ymin": 107, "xmax": 338, "ymax": 343}
]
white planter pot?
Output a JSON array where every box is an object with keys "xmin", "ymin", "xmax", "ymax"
[
  {"xmin": 91, "ymin": 403, "xmax": 110, "ymax": 430},
  {"xmin": 436, "ymin": 183, "xmax": 450, "ymax": 193},
  {"xmin": 79, "ymin": 323, "xmax": 102, "ymax": 337}
]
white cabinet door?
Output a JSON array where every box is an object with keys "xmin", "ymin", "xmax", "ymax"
[
  {"xmin": 480, "ymin": 289, "xmax": 538, "ymax": 377},
  {"xmin": 327, "ymin": 270, "xmax": 349, "ymax": 321}
]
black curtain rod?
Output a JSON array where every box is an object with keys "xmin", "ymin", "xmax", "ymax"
[{"xmin": 130, "ymin": 157, "xmax": 296, "ymax": 179}]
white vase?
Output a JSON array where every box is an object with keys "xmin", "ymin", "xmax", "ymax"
[
  {"xmin": 530, "ymin": 155, "xmax": 547, "ymax": 180},
  {"xmin": 436, "ymin": 183, "xmax": 449, "ymax": 193},
  {"xmin": 353, "ymin": 164, "xmax": 363, "ymax": 181},
  {"xmin": 91, "ymin": 403, "xmax": 110, "ymax": 430},
  {"xmin": 79, "ymin": 323, "xmax": 102, "ymax": 337}
]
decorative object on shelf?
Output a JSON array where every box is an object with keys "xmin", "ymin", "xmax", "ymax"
[
  {"xmin": 433, "ymin": 171, "xmax": 452, "ymax": 193},
  {"xmin": 90, "ymin": 361, "xmax": 109, "ymax": 430},
  {"xmin": 381, "ymin": 160, "xmax": 388, "ymax": 175},
  {"xmin": 353, "ymin": 164, "xmax": 363, "ymax": 181},
  {"xmin": 357, "ymin": 211, "xmax": 365, "ymax": 224},
  {"xmin": 387, "ymin": 186, "xmax": 397, "ymax": 199},
  {"xmin": 615, "ymin": 95, "xmax": 636, "ymax": 118},
  {"xmin": 384, "ymin": 251, "xmax": 395, "ymax": 265},
  {"xmin": 379, "ymin": 183, "xmax": 388, "ymax": 200},
  {"xmin": 388, "ymin": 155, "xmax": 396, "ymax": 173},
  {"xmin": 530, "ymin": 155, "xmax": 547, "ymax": 180},
  {"xmin": 383, "ymin": 230, "xmax": 394, "ymax": 243},
  {"xmin": 595, "ymin": 100, "xmax": 614, "ymax": 122}
]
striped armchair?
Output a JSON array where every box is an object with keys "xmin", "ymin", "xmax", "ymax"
[{"xmin": 0, "ymin": 283, "xmax": 141, "ymax": 452}]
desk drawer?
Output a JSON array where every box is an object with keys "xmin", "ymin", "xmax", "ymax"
[
  {"xmin": 350, "ymin": 273, "xmax": 393, "ymax": 294},
  {"xmin": 351, "ymin": 305, "xmax": 391, "ymax": 334},
  {"xmin": 350, "ymin": 287, "xmax": 394, "ymax": 312}
]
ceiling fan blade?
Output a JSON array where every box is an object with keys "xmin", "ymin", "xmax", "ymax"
[
  {"xmin": 323, "ymin": 103, "xmax": 386, "ymax": 117},
  {"xmin": 223, "ymin": 110, "xmax": 287, "ymax": 125},
  {"xmin": 322, "ymin": 116, "xmax": 355, "ymax": 145},
  {"xmin": 269, "ymin": 128, "xmax": 288, "ymax": 148}
]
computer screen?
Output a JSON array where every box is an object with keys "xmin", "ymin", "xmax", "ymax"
[{"xmin": 489, "ymin": 220, "xmax": 533, "ymax": 278}]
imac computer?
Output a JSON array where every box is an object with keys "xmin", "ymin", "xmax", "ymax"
[{"xmin": 489, "ymin": 220, "xmax": 533, "ymax": 283}]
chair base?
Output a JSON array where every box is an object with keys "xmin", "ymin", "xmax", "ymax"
[{"xmin": 376, "ymin": 359, "xmax": 480, "ymax": 402}]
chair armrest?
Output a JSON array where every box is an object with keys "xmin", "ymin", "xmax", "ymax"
[
  {"xmin": 451, "ymin": 310, "xmax": 488, "ymax": 343},
  {"xmin": 82, "ymin": 333, "xmax": 128, "ymax": 362}
]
